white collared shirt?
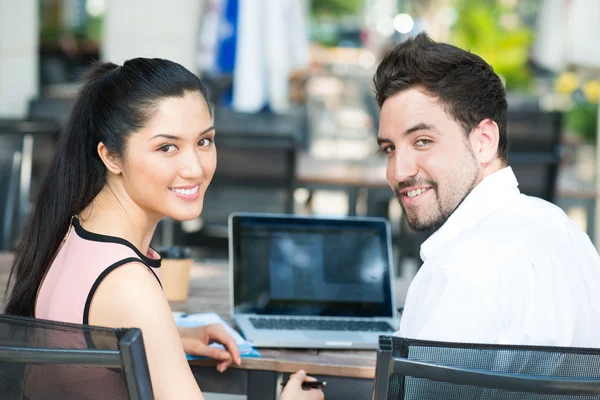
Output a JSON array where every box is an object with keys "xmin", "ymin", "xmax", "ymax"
[{"xmin": 397, "ymin": 167, "xmax": 600, "ymax": 347}]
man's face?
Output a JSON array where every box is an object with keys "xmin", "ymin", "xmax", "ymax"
[{"xmin": 377, "ymin": 89, "xmax": 482, "ymax": 232}]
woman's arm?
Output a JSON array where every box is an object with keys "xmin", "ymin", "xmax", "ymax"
[{"xmin": 89, "ymin": 262, "xmax": 204, "ymax": 400}]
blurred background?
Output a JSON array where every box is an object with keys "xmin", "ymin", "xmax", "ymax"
[{"xmin": 1, "ymin": 0, "xmax": 600, "ymax": 281}]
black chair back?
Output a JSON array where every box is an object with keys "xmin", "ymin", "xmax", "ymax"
[
  {"xmin": 374, "ymin": 335, "xmax": 600, "ymax": 399},
  {"xmin": 507, "ymin": 110, "xmax": 562, "ymax": 202},
  {"xmin": 175, "ymin": 109, "xmax": 298, "ymax": 248},
  {"xmin": 28, "ymin": 97, "xmax": 75, "ymax": 129},
  {"xmin": 0, "ymin": 314, "xmax": 154, "ymax": 400},
  {"xmin": 0, "ymin": 120, "xmax": 61, "ymax": 249},
  {"xmin": 0, "ymin": 134, "xmax": 24, "ymax": 251},
  {"xmin": 199, "ymin": 133, "xmax": 296, "ymax": 236}
]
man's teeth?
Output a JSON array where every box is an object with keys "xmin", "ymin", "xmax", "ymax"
[
  {"xmin": 406, "ymin": 188, "xmax": 427, "ymax": 198},
  {"xmin": 170, "ymin": 186, "xmax": 199, "ymax": 195}
]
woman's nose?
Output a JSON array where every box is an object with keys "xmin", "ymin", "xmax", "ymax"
[{"xmin": 179, "ymin": 151, "xmax": 204, "ymax": 179}]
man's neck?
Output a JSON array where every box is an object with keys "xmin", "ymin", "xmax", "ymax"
[{"xmin": 480, "ymin": 158, "xmax": 505, "ymax": 181}]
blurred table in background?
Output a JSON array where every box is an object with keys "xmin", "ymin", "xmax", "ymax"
[{"xmin": 297, "ymin": 152, "xmax": 388, "ymax": 217}]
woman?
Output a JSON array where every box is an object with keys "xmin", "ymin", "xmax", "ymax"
[{"xmin": 5, "ymin": 58, "xmax": 323, "ymax": 400}]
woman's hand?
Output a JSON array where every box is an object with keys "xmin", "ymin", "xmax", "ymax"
[
  {"xmin": 178, "ymin": 323, "xmax": 241, "ymax": 372},
  {"xmin": 281, "ymin": 370, "xmax": 325, "ymax": 400}
]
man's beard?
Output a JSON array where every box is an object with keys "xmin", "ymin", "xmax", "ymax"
[{"xmin": 393, "ymin": 177, "xmax": 475, "ymax": 234}]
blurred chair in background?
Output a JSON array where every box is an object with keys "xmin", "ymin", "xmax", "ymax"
[
  {"xmin": 172, "ymin": 111, "xmax": 298, "ymax": 252},
  {"xmin": 28, "ymin": 97, "xmax": 75, "ymax": 130},
  {"xmin": 0, "ymin": 134, "xmax": 23, "ymax": 251},
  {"xmin": 507, "ymin": 109, "xmax": 563, "ymax": 202},
  {"xmin": 0, "ymin": 120, "xmax": 61, "ymax": 250}
]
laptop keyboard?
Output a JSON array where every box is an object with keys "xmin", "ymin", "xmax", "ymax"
[{"xmin": 249, "ymin": 317, "xmax": 395, "ymax": 332}]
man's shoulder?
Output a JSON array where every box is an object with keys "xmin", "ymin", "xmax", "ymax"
[
  {"xmin": 440, "ymin": 195, "xmax": 578, "ymax": 270},
  {"xmin": 500, "ymin": 193, "xmax": 567, "ymax": 224},
  {"xmin": 481, "ymin": 193, "xmax": 576, "ymax": 242}
]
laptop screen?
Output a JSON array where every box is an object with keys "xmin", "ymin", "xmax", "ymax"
[{"xmin": 231, "ymin": 214, "xmax": 394, "ymax": 318}]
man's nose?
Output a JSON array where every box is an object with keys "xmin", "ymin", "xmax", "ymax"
[{"xmin": 391, "ymin": 150, "xmax": 418, "ymax": 183}]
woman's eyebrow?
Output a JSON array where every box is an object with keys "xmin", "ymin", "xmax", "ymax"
[
  {"xmin": 200, "ymin": 126, "xmax": 215, "ymax": 135},
  {"xmin": 149, "ymin": 126, "xmax": 215, "ymax": 142}
]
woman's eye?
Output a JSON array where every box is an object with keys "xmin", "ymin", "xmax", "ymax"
[
  {"xmin": 158, "ymin": 144, "xmax": 177, "ymax": 153},
  {"xmin": 199, "ymin": 138, "xmax": 214, "ymax": 148}
]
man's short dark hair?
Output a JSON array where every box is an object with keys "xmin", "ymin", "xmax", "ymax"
[{"xmin": 374, "ymin": 32, "xmax": 508, "ymax": 162}]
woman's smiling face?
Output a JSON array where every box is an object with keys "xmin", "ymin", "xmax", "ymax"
[{"xmin": 119, "ymin": 91, "xmax": 216, "ymax": 221}]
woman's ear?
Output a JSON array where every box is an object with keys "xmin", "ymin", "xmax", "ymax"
[
  {"xmin": 472, "ymin": 118, "xmax": 500, "ymax": 165},
  {"xmin": 97, "ymin": 142, "xmax": 123, "ymax": 175}
]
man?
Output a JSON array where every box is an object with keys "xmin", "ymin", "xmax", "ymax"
[{"xmin": 375, "ymin": 32, "xmax": 600, "ymax": 346}]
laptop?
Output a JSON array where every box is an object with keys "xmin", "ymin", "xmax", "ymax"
[{"xmin": 229, "ymin": 213, "xmax": 400, "ymax": 350}]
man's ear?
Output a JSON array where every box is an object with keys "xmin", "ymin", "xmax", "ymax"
[
  {"xmin": 471, "ymin": 118, "xmax": 500, "ymax": 165},
  {"xmin": 97, "ymin": 142, "xmax": 123, "ymax": 175}
]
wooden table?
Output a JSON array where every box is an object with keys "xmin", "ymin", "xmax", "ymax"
[{"xmin": 0, "ymin": 252, "xmax": 381, "ymax": 400}]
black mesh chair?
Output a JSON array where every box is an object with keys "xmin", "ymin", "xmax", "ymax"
[
  {"xmin": 373, "ymin": 335, "xmax": 600, "ymax": 400},
  {"xmin": 0, "ymin": 314, "xmax": 154, "ymax": 400}
]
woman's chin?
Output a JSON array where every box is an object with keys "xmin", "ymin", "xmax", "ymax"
[{"xmin": 167, "ymin": 205, "xmax": 203, "ymax": 222}]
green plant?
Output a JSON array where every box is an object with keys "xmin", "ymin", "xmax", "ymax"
[
  {"xmin": 566, "ymin": 102, "xmax": 598, "ymax": 143},
  {"xmin": 450, "ymin": 0, "xmax": 533, "ymax": 91},
  {"xmin": 311, "ymin": 0, "xmax": 362, "ymax": 18}
]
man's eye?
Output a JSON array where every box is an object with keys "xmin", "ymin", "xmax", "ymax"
[
  {"xmin": 415, "ymin": 139, "xmax": 431, "ymax": 147},
  {"xmin": 381, "ymin": 145, "xmax": 394, "ymax": 154},
  {"xmin": 158, "ymin": 144, "xmax": 177, "ymax": 153}
]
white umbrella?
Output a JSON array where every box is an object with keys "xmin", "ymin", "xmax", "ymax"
[{"xmin": 233, "ymin": 0, "xmax": 310, "ymax": 114}]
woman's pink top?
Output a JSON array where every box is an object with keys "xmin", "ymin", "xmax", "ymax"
[{"xmin": 35, "ymin": 216, "xmax": 162, "ymax": 325}]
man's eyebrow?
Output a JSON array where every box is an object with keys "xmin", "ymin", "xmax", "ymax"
[
  {"xmin": 149, "ymin": 126, "xmax": 215, "ymax": 141},
  {"xmin": 404, "ymin": 122, "xmax": 439, "ymax": 136},
  {"xmin": 377, "ymin": 122, "xmax": 439, "ymax": 146},
  {"xmin": 377, "ymin": 137, "xmax": 393, "ymax": 146}
]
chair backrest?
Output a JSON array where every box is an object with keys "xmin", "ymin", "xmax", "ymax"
[
  {"xmin": 179, "ymin": 109, "xmax": 298, "ymax": 245},
  {"xmin": 506, "ymin": 110, "xmax": 563, "ymax": 202},
  {"xmin": 28, "ymin": 97, "xmax": 75, "ymax": 130},
  {"xmin": 0, "ymin": 133, "xmax": 24, "ymax": 251},
  {"xmin": 0, "ymin": 314, "xmax": 154, "ymax": 400},
  {"xmin": 373, "ymin": 335, "xmax": 600, "ymax": 400},
  {"xmin": 0, "ymin": 120, "xmax": 61, "ymax": 248}
]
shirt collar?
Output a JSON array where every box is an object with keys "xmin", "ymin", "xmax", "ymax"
[{"xmin": 420, "ymin": 166, "xmax": 520, "ymax": 262}]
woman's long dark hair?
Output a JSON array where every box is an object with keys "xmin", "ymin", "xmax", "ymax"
[{"xmin": 5, "ymin": 58, "xmax": 211, "ymax": 316}]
